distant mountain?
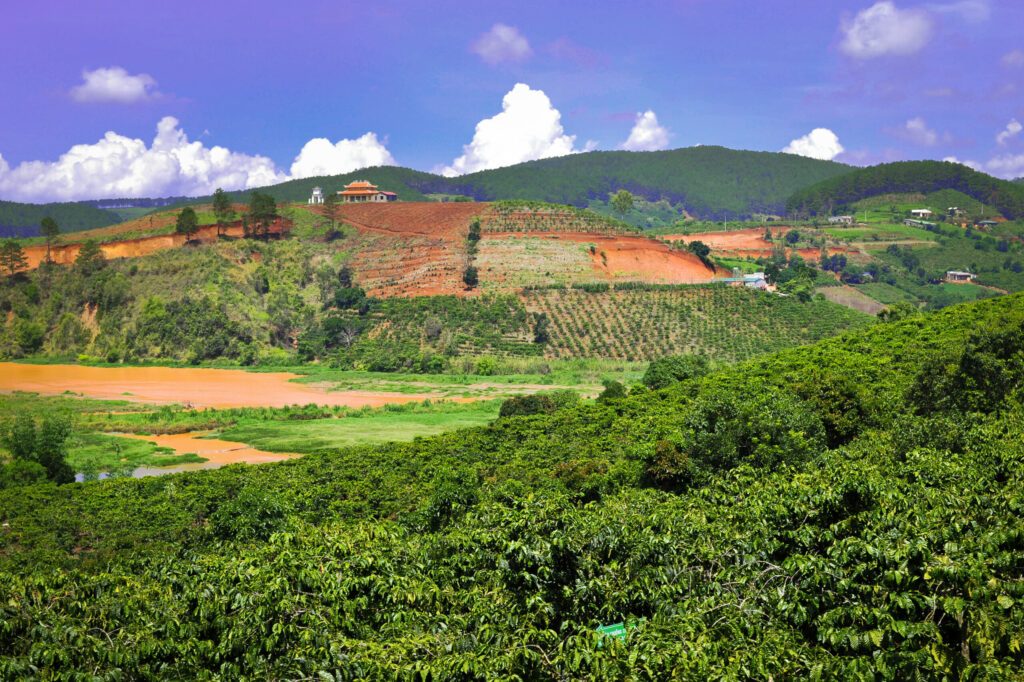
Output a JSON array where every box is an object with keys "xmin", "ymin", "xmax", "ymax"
[
  {"xmin": 0, "ymin": 200, "xmax": 124, "ymax": 238},
  {"xmin": 787, "ymin": 160, "xmax": 1024, "ymax": 220},
  {"xmin": 206, "ymin": 147, "xmax": 853, "ymax": 220}
]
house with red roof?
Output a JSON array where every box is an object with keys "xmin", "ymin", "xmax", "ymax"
[{"xmin": 337, "ymin": 180, "xmax": 398, "ymax": 203}]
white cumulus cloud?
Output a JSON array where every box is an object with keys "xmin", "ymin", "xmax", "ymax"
[
  {"xmin": 290, "ymin": 133, "xmax": 395, "ymax": 178},
  {"xmin": 782, "ymin": 128, "xmax": 845, "ymax": 161},
  {"xmin": 903, "ymin": 117, "xmax": 939, "ymax": 145},
  {"xmin": 70, "ymin": 66, "xmax": 161, "ymax": 103},
  {"xmin": 0, "ymin": 117, "xmax": 284, "ymax": 202},
  {"xmin": 471, "ymin": 24, "xmax": 532, "ymax": 65},
  {"xmin": 840, "ymin": 2, "xmax": 933, "ymax": 58},
  {"xmin": 943, "ymin": 155, "xmax": 983, "ymax": 171},
  {"xmin": 996, "ymin": 118, "xmax": 1022, "ymax": 146},
  {"xmin": 440, "ymin": 83, "xmax": 580, "ymax": 176},
  {"xmin": 620, "ymin": 110, "xmax": 670, "ymax": 151},
  {"xmin": 985, "ymin": 154, "xmax": 1024, "ymax": 178}
]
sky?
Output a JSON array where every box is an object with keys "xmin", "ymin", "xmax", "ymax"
[{"xmin": 0, "ymin": 0, "xmax": 1022, "ymax": 202}]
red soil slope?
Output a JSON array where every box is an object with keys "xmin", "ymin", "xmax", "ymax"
[
  {"xmin": 21, "ymin": 219, "xmax": 288, "ymax": 270},
  {"xmin": 663, "ymin": 228, "xmax": 849, "ymax": 260}
]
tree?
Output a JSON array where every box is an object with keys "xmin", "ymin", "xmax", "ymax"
[
  {"xmin": 1, "ymin": 414, "xmax": 73, "ymax": 485},
  {"xmin": 463, "ymin": 265, "xmax": 479, "ymax": 288},
  {"xmin": 248, "ymin": 192, "xmax": 278, "ymax": 240},
  {"xmin": 40, "ymin": 216, "xmax": 60, "ymax": 263},
  {"xmin": 0, "ymin": 239, "xmax": 27, "ymax": 276},
  {"xmin": 642, "ymin": 354, "xmax": 710, "ymax": 390},
  {"xmin": 322, "ymin": 191, "xmax": 340, "ymax": 234},
  {"xmin": 338, "ymin": 265, "xmax": 353, "ymax": 289},
  {"xmin": 467, "ymin": 217, "xmax": 481, "ymax": 243},
  {"xmin": 212, "ymin": 188, "xmax": 236, "ymax": 238},
  {"xmin": 533, "ymin": 312, "xmax": 550, "ymax": 344},
  {"xmin": 74, "ymin": 240, "xmax": 105, "ymax": 275},
  {"xmin": 597, "ymin": 379, "xmax": 627, "ymax": 403},
  {"xmin": 36, "ymin": 415, "xmax": 74, "ymax": 484},
  {"xmin": 785, "ymin": 229, "xmax": 801, "ymax": 244},
  {"xmin": 175, "ymin": 207, "xmax": 199, "ymax": 241},
  {"xmin": 611, "ymin": 189, "xmax": 634, "ymax": 217}
]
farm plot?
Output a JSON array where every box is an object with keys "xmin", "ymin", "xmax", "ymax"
[
  {"xmin": 480, "ymin": 200, "xmax": 635, "ymax": 235},
  {"xmin": 475, "ymin": 236, "xmax": 595, "ymax": 290},
  {"xmin": 523, "ymin": 286, "xmax": 873, "ymax": 362},
  {"xmin": 338, "ymin": 202, "xmax": 485, "ymax": 239}
]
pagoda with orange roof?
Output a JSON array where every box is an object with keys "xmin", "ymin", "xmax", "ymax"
[{"xmin": 337, "ymin": 180, "xmax": 398, "ymax": 203}]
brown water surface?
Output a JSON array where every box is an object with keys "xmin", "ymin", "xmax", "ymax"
[
  {"xmin": 0, "ymin": 362, "xmax": 435, "ymax": 409},
  {"xmin": 115, "ymin": 431, "xmax": 296, "ymax": 477}
]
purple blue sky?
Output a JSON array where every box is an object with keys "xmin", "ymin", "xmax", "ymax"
[{"xmin": 0, "ymin": 0, "xmax": 1022, "ymax": 202}]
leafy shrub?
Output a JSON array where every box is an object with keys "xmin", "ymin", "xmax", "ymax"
[
  {"xmin": 673, "ymin": 382, "xmax": 825, "ymax": 480},
  {"xmin": 210, "ymin": 487, "xmax": 292, "ymax": 542},
  {"xmin": 597, "ymin": 379, "xmax": 627, "ymax": 403},
  {"xmin": 423, "ymin": 466, "xmax": 479, "ymax": 531},
  {"xmin": 642, "ymin": 354, "xmax": 710, "ymax": 389},
  {"xmin": 499, "ymin": 394, "xmax": 557, "ymax": 418}
]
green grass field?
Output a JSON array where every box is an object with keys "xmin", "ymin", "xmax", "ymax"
[
  {"xmin": 823, "ymin": 223, "xmax": 939, "ymax": 242},
  {"xmin": 216, "ymin": 401, "xmax": 502, "ymax": 453}
]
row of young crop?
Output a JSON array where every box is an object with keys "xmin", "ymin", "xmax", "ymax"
[
  {"xmin": 522, "ymin": 286, "xmax": 873, "ymax": 362},
  {"xmin": 481, "ymin": 201, "xmax": 637, "ymax": 235}
]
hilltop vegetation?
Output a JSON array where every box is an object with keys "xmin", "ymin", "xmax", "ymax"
[
  {"xmin": 1, "ymin": 293, "xmax": 1022, "ymax": 678},
  {"xmin": 192, "ymin": 147, "xmax": 851, "ymax": 220},
  {"xmin": 787, "ymin": 160, "xmax": 1024, "ymax": 219},
  {"xmin": 0, "ymin": 200, "xmax": 124, "ymax": 238}
]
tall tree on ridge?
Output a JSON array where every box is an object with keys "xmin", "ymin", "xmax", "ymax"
[
  {"xmin": 212, "ymin": 188, "xmax": 236, "ymax": 238},
  {"xmin": 39, "ymin": 217, "xmax": 60, "ymax": 263}
]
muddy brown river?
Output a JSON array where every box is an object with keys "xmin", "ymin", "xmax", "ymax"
[{"xmin": 0, "ymin": 362, "xmax": 436, "ymax": 409}]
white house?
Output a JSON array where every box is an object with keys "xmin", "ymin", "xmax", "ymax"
[
  {"xmin": 910, "ymin": 209, "xmax": 933, "ymax": 218},
  {"xmin": 828, "ymin": 215, "xmax": 854, "ymax": 225},
  {"xmin": 308, "ymin": 187, "xmax": 325, "ymax": 205},
  {"xmin": 946, "ymin": 270, "xmax": 976, "ymax": 283}
]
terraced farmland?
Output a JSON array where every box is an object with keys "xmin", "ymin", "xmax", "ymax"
[
  {"xmin": 480, "ymin": 200, "xmax": 636, "ymax": 235},
  {"xmin": 522, "ymin": 285, "xmax": 873, "ymax": 362}
]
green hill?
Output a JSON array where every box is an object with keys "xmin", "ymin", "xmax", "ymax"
[
  {"xmin": 200, "ymin": 147, "xmax": 852, "ymax": 221},
  {"xmin": 1, "ymin": 293, "xmax": 1022, "ymax": 677},
  {"xmin": 0, "ymin": 200, "xmax": 124, "ymax": 238},
  {"xmin": 787, "ymin": 160, "xmax": 1024, "ymax": 219}
]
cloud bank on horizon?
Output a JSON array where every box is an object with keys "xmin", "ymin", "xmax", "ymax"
[
  {"xmin": 0, "ymin": 118, "xmax": 403, "ymax": 202},
  {"xmin": 1, "ymin": 0, "xmax": 1023, "ymax": 203}
]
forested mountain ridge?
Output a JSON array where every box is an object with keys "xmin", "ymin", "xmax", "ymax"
[
  {"xmin": 1, "ymin": 292, "xmax": 1022, "ymax": 678},
  {"xmin": 787, "ymin": 160, "xmax": 1024, "ymax": 219},
  {"xmin": 213, "ymin": 147, "xmax": 851, "ymax": 220},
  {"xmin": 0, "ymin": 147, "xmax": 853, "ymax": 234},
  {"xmin": 0, "ymin": 200, "xmax": 124, "ymax": 238}
]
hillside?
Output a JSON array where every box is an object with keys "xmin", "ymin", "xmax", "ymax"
[
  {"xmin": 0, "ymin": 200, "xmax": 124, "ymax": 238},
  {"xmin": 1, "ymin": 293, "xmax": 1022, "ymax": 677},
  {"xmin": 199, "ymin": 147, "xmax": 852, "ymax": 220},
  {"xmin": 787, "ymin": 160, "xmax": 1024, "ymax": 219}
]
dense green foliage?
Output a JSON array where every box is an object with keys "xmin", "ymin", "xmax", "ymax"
[
  {"xmin": 788, "ymin": 160, "xmax": 1024, "ymax": 219},
  {"xmin": 524, "ymin": 285, "xmax": 873, "ymax": 362},
  {"xmin": 1, "ymin": 294, "xmax": 1023, "ymax": 677},
  {"xmin": 0, "ymin": 200, "xmax": 123, "ymax": 238},
  {"xmin": 188, "ymin": 148, "xmax": 850, "ymax": 220},
  {"xmin": 457, "ymin": 147, "xmax": 851, "ymax": 219}
]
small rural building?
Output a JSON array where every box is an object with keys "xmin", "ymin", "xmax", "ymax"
[
  {"xmin": 828, "ymin": 215, "xmax": 854, "ymax": 225},
  {"xmin": 308, "ymin": 187, "xmax": 324, "ymax": 205},
  {"xmin": 743, "ymin": 272, "xmax": 768, "ymax": 290},
  {"xmin": 975, "ymin": 220, "xmax": 998, "ymax": 229},
  {"xmin": 338, "ymin": 181, "xmax": 398, "ymax": 203},
  {"xmin": 910, "ymin": 209, "xmax": 934, "ymax": 218},
  {"xmin": 945, "ymin": 270, "xmax": 976, "ymax": 283},
  {"xmin": 947, "ymin": 206, "xmax": 965, "ymax": 217}
]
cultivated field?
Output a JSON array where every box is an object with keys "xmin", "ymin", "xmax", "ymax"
[{"xmin": 522, "ymin": 285, "xmax": 872, "ymax": 362}]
